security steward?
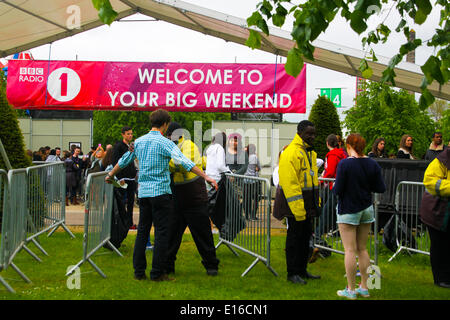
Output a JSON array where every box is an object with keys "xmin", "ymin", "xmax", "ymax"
[
  {"xmin": 165, "ymin": 122, "xmax": 220, "ymax": 276},
  {"xmin": 278, "ymin": 120, "xmax": 321, "ymax": 284}
]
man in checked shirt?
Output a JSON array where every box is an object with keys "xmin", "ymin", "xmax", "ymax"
[{"xmin": 106, "ymin": 109, "xmax": 218, "ymax": 281}]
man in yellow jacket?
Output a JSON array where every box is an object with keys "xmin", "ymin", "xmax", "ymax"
[
  {"xmin": 420, "ymin": 148, "xmax": 450, "ymax": 288},
  {"xmin": 165, "ymin": 122, "xmax": 220, "ymax": 276},
  {"xmin": 279, "ymin": 120, "xmax": 321, "ymax": 284}
]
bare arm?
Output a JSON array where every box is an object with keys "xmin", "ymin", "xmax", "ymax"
[{"xmin": 105, "ymin": 163, "xmax": 122, "ymax": 184}]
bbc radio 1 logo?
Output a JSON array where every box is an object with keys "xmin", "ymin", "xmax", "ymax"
[
  {"xmin": 19, "ymin": 67, "xmax": 45, "ymax": 83},
  {"xmin": 19, "ymin": 66, "xmax": 81, "ymax": 102}
]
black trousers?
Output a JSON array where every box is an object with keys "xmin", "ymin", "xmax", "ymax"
[
  {"xmin": 427, "ymin": 224, "xmax": 450, "ymax": 284},
  {"xmin": 133, "ymin": 194, "xmax": 173, "ymax": 279},
  {"xmin": 117, "ymin": 180, "xmax": 136, "ymax": 226},
  {"xmin": 166, "ymin": 204, "xmax": 219, "ymax": 272},
  {"xmin": 286, "ymin": 216, "xmax": 312, "ymax": 277},
  {"xmin": 243, "ymin": 182, "xmax": 260, "ymax": 220}
]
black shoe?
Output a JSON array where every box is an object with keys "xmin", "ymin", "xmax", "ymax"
[
  {"xmin": 206, "ymin": 269, "xmax": 218, "ymax": 276},
  {"xmin": 301, "ymin": 272, "xmax": 321, "ymax": 280},
  {"xmin": 435, "ymin": 282, "xmax": 450, "ymax": 288},
  {"xmin": 151, "ymin": 274, "xmax": 175, "ymax": 282},
  {"xmin": 287, "ymin": 275, "xmax": 307, "ymax": 285},
  {"xmin": 165, "ymin": 268, "xmax": 175, "ymax": 275},
  {"xmin": 134, "ymin": 274, "xmax": 147, "ymax": 280}
]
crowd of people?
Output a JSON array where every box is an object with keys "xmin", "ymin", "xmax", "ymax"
[
  {"xmin": 27, "ymin": 113, "xmax": 449, "ymax": 295},
  {"xmin": 367, "ymin": 132, "xmax": 449, "ymax": 161}
]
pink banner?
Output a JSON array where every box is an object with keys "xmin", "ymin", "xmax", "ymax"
[{"xmin": 6, "ymin": 60, "xmax": 306, "ymax": 113}]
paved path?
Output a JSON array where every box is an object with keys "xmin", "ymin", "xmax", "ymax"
[{"xmin": 64, "ymin": 203, "xmax": 286, "ymax": 230}]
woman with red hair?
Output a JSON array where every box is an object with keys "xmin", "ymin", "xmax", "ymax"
[{"xmin": 333, "ymin": 133, "xmax": 386, "ymax": 299}]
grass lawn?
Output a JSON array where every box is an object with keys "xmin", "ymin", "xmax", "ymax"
[{"xmin": 0, "ymin": 228, "xmax": 448, "ymax": 301}]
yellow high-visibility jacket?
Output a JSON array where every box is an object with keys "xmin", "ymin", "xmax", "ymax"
[
  {"xmin": 278, "ymin": 133, "xmax": 319, "ymax": 221},
  {"xmin": 423, "ymin": 156, "xmax": 450, "ymax": 198},
  {"xmin": 169, "ymin": 137, "xmax": 203, "ymax": 185},
  {"xmin": 421, "ymin": 150, "xmax": 450, "ymax": 230}
]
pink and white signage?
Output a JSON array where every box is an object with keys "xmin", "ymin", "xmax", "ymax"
[{"xmin": 6, "ymin": 60, "xmax": 306, "ymax": 113}]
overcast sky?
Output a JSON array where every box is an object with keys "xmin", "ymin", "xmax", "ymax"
[{"xmin": 6, "ymin": 0, "xmax": 442, "ymax": 123}]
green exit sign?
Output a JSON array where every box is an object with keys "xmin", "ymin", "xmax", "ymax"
[{"xmin": 320, "ymin": 88, "xmax": 342, "ymax": 108}]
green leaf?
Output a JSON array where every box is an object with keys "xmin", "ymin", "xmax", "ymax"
[
  {"xmin": 245, "ymin": 29, "xmax": 261, "ymax": 49},
  {"xmin": 419, "ymin": 87, "xmax": 435, "ymax": 110},
  {"xmin": 350, "ymin": 10, "xmax": 367, "ymax": 34},
  {"xmin": 416, "ymin": 0, "xmax": 432, "ymax": 16},
  {"xmin": 359, "ymin": 59, "xmax": 373, "ymax": 78},
  {"xmin": 388, "ymin": 54, "xmax": 403, "ymax": 69},
  {"xmin": 414, "ymin": 9, "xmax": 427, "ymax": 25},
  {"xmin": 92, "ymin": 0, "xmax": 117, "ymax": 25},
  {"xmin": 257, "ymin": 19, "xmax": 270, "ymax": 35},
  {"xmin": 261, "ymin": 0, "xmax": 273, "ymax": 18},
  {"xmin": 370, "ymin": 49, "xmax": 378, "ymax": 62},
  {"xmin": 381, "ymin": 67, "xmax": 396, "ymax": 86},
  {"xmin": 421, "ymin": 56, "xmax": 445, "ymax": 84},
  {"xmin": 395, "ymin": 19, "xmax": 407, "ymax": 32},
  {"xmin": 247, "ymin": 11, "xmax": 263, "ymax": 27},
  {"xmin": 362, "ymin": 67, "xmax": 373, "ymax": 79},
  {"xmin": 285, "ymin": 48, "xmax": 304, "ymax": 77},
  {"xmin": 272, "ymin": 14, "xmax": 286, "ymax": 27}
]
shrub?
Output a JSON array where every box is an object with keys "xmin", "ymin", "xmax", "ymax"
[{"xmin": 308, "ymin": 95, "xmax": 343, "ymax": 161}]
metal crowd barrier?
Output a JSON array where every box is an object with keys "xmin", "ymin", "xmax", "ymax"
[
  {"xmin": 26, "ymin": 162, "xmax": 75, "ymax": 259},
  {"xmin": 216, "ymin": 173, "xmax": 278, "ymax": 277},
  {"xmin": 0, "ymin": 169, "xmax": 32, "ymax": 293},
  {"xmin": 313, "ymin": 178, "xmax": 379, "ymax": 265},
  {"xmin": 388, "ymin": 181, "xmax": 429, "ymax": 262},
  {"xmin": 66, "ymin": 172, "xmax": 122, "ymax": 278}
]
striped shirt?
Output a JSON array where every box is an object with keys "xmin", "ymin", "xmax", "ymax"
[{"xmin": 118, "ymin": 130, "xmax": 195, "ymax": 198}]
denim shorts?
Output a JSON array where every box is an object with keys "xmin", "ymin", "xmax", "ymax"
[{"xmin": 336, "ymin": 206, "xmax": 375, "ymax": 225}]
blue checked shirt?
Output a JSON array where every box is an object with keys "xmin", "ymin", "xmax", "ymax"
[{"xmin": 117, "ymin": 130, "xmax": 195, "ymax": 198}]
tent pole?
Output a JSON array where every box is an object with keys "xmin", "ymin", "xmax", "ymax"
[{"xmin": 0, "ymin": 137, "xmax": 12, "ymax": 170}]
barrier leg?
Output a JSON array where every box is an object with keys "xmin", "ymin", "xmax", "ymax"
[
  {"xmin": 31, "ymin": 238, "xmax": 49, "ymax": 256},
  {"xmin": 0, "ymin": 275, "xmax": 15, "ymax": 293},
  {"xmin": 48, "ymin": 223, "xmax": 76, "ymax": 239},
  {"xmin": 105, "ymin": 240, "xmax": 123, "ymax": 257},
  {"xmin": 216, "ymin": 239, "xmax": 240, "ymax": 256},
  {"xmin": 10, "ymin": 262, "xmax": 31, "ymax": 283},
  {"xmin": 87, "ymin": 258, "xmax": 106, "ymax": 278},
  {"xmin": 66, "ymin": 260, "xmax": 83, "ymax": 276},
  {"xmin": 388, "ymin": 246, "xmax": 404, "ymax": 262},
  {"xmin": 241, "ymin": 258, "xmax": 260, "ymax": 277},
  {"xmin": 266, "ymin": 264, "xmax": 279, "ymax": 277},
  {"xmin": 22, "ymin": 245, "xmax": 42, "ymax": 262}
]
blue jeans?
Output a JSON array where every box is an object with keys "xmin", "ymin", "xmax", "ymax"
[{"xmin": 133, "ymin": 194, "xmax": 173, "ymax": 279}]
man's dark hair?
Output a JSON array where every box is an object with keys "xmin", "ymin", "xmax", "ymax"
[
  {"xmin": 55, "ymin": 147, "xmax": 61, "ymax": 151},
  {"xmin": 297, "ymin": 120, "xmax": 314, "ymax": 134},
  {"xmin": 150, "ymin": 109, "xmax": 171, "ymax": 128},
  {"xmin": 122, "ymin": 126, "xmax": 132, "ymax": 134},
  {"xmin": 326, "ymin": 134, "xmax": 339, "ymax": 148},
  {"xmin": 433, "ymin": 132, "xmax": 442, "ymax": 138},
  {"xmin": 49, "ymin": 149, "xmax": 56, "ymax": 156}
]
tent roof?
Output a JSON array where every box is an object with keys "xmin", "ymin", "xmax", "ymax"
[{"xmin": 0, "ymin": 0, "xmax": 448, "ymax": 100}]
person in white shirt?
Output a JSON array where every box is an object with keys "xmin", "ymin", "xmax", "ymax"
[{"xmin": 205, "ymin": 132, "xmax": 230, "ymax": 185}]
